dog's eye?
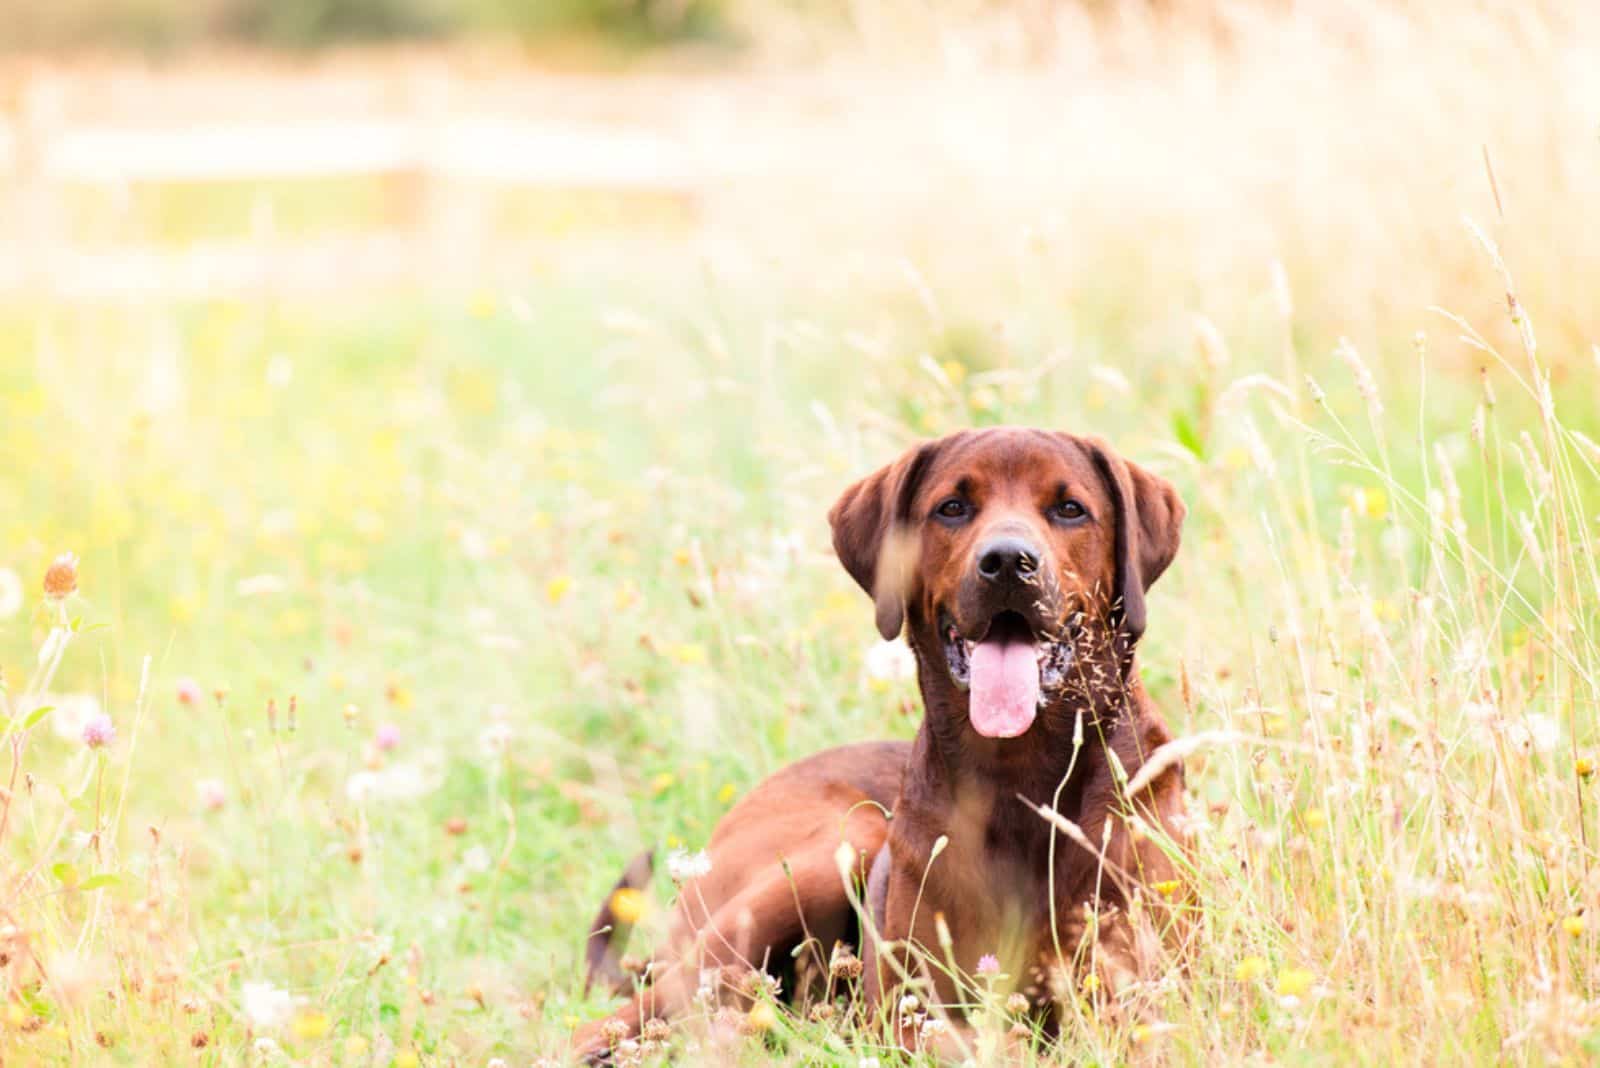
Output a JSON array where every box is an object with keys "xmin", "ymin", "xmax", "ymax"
[
  {"xmin": 1050, "ymin": 499, "xmax": 1088, "ymax": 523},
  {"xmin": 935, "ymin": 498, "xmax": 970, "ymax": 521}
]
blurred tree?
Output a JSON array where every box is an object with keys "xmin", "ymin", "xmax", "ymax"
[
  {"xmin": 0, "ymin": 0, "xmax": 729, "ymax": 52},
  {"xmin": 220, "ymin": 0, "xmax": 460, "ymax": 46}
]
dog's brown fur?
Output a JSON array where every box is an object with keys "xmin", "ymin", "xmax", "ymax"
[{"xmin": 573, "ymin": 428, "xmax": 1190, "ymax": 1060}]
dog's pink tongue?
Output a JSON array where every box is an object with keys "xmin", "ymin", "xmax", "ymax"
[{"xmin": 969, "ymin": 634, "xmax": 1039, "ymax": 738}]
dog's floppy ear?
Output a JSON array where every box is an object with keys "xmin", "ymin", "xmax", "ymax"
[
  {"xmin": 1083, "ymin": 439, "xmax": 1185, "ymax": 644},
  {"xmin": 828, "ymin": 439, "xmax": 945, "ymax": 640}
]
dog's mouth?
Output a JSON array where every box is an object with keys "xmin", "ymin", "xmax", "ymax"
[{"xmin": 940, "ymin": 610, "xmax": 1077, "ymax": 738}]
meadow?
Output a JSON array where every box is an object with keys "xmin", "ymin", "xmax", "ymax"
[{"xmin": 2, "ymin": 1, "xmax": 1599, "ymax": 1064}]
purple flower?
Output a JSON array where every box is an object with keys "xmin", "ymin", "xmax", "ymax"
[
  {"xmin": 83, "ymin": 713, "xmax": 116, "ymax": 749},
  {"xmin": 375, "ymin": 723, "xmax": 401, "ymax": 751},
  {"xmin": 976, "ymin": 953, "xmax": 1000, "ymax": 977}
]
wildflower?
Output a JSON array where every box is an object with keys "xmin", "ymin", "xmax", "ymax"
[
  {"xmin": 82, "ymin": 714, "xmax": 116, "ymax": 749},
  {"xmin": 1506, "ymin": 713, "xmax": 1560, "ymax": 755},
  {"xmin": 609, "ymin": 888, "xmax": 649, "ymax": 925},
  {"xmin": 1577, "ymin": 758, "xmax": 1595, "ymax": 779},
  {"xmin": 38, "ymin": 694, "xmax": 97, "ymax": 743},
  {"xmin": 745, "ymin": 1002, "xmax": 777, "ymax": 1032},
  {"xmin": 175, "ymin": 677, "xmax": 202, "ymax": 706},
  {"xmin": 898, "ymin": 994, "xmax": 920, "ymax": 1015},
  {"xmin": 375, "ymin": 723, "xmax": 401, "ymax": 751},
  {"xmin": 717, "ymin": 782, "xmax": 737, "ymax": 804},
  {"xmin": 393, "ymin": 1050, "xmax": 420, "ymax": 1068},
  {"xmin": 669, "ymin": 643, "xmax": 707, "ymax": 665},
  {"xmin": 43, "ymin": 552, "xmax": 79, "ymax": 599},
  {"xmin": 290, "ymin": 1010, "xmax": 330, "ymax": 1040},
  {"xmin": 240, "ymin": 981, "xmax": 294, "ymax": 1030},
  {"xmin": 976, "ymin": 954, "xmax": 1000, "ymax": 977},
  {"xmin": 1005, "ymin": 993, "xmax": 1030, "ymax": 1014},
  {"xmin": 667, "ymin": 849, "xmax": 712, "ymax": 882},
  {"xmin": 344, "ymin": 761, "xmax": 440, "ymax": 803},
  {"xmin": 864, "ymin": 638, "xmax": 916, "ymax": 684},
  {"xmin": 266, "ymin": 354, "xmax": 294, "ymax": 388},
  {"xmin": 920, "ymin": 1017, "xmax": 951, "ymax": 1043},
  {"xmin": 1276, "ymin": 967, "xmax": 1314, "ymax": 998},
  {"xmin": 236, "ymin": 574, "xmax": 286, "ymax": 597},
  {"xmin": 641, "ymin": 1018, "xmax": 670, "ymax": 1043},
  {"xmin": 1563, "ymin": 914, "xmax": 1585, "ymax": 938},
  {"xmin": 461, "ymin": 846, "xmax": 492, "ymax": 874},
  {"xmin": 196, "ymin": 778, "xmax": 227, "ymax": 812},
  {"xmin": 1152, "ymin": 879, "xmax": 1182, "ymax": 897},
  {"xmin": 0, "ymin": 568, "xmax": 21, "ymax": 619},
  {"xmin": 546, "ymin": 575, "xmax": 572, "ymax": 604},
  {"xmin": 1235, "ymin": 956, "xmax": 1269, "ymax": 982},
  {"xmin": 343, "ymin": 1035, "xmax": 369, "ymax": 1059},
  {"xmin": 478, "ymin": 720, "xmax": 514, "ymax": 758},
  {"xmin": 829, "ymin": 943, "xmax": 863, "ymax": 980}
]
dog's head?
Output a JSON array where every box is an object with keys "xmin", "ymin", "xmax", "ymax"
[{"xmin": 830, "ymin": 428, "xmax": 1183, "ymax": 738}]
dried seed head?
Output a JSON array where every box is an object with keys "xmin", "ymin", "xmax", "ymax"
[
  {"xmin": 1193, "ymin": 316, "xmax": 1230, "ymax": 372},
  {"xmin": 828, "ymin": 943, "xmax": 863, "ymax": 981},
  {"xmin": 1335, "ymin": 338, "xmax": 1382, "ymax": 417}
]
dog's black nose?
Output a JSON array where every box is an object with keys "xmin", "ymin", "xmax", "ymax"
[{"xmin": 976, "ymin": 536, "xmax": 1041, "ymax": 583}]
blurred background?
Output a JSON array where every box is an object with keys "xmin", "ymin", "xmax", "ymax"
[{"xmin": 2, "ymin": 0, "xmax": 1599, "ymax": 1063}]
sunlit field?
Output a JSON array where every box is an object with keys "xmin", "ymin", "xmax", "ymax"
[{"xmin": 3, "ymin": 1, "xmax": 1600, "ymax": 1064}]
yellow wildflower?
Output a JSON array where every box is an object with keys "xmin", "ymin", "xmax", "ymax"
[
  {"xmin": 610, "ymin": 888, "xmax": 649, "ymax": 925},
  {"xmin": 1276, "ymin": 967, "xmax": 1314, "ymax": 998},
  {"xmin": 1234, "ymin": 956, "xmax": 1268, "ymax": 982}
]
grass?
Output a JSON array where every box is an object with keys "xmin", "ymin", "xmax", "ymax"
[{"xmin": 2, "ymin": 1, "xmax": 1599, "ymax": 1064}]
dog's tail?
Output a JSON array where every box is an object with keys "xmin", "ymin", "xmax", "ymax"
[{"xmin": 583, "ymin": 849, "xmax": 655, "ymax": 996}]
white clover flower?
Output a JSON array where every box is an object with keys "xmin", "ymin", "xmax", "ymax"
[
  {"xmin": 345, "ymin": 760, "xmax": 441, "ymax": 803},
  {"xmin": 1506, "ymin": 713, "xmax": 1560, "ymax": 755},
  {"xmin": 864, "ymin": 638, "xmax": 916, "ymax": 683},
  {"xmin": 462, "ymin": 845, "xmax": 492, "ymax": 874},
  {"xmin": 478, "ymin": 722, "xmax": 515, "ymax": 758},
  {"xmin": 48, "ymin": 694, "xmax": 103, "ymax": 744},
  {"xmin": 0, "ymin": 568, "xmax": 21, "ymax": 619},
  {"xmin": 668, "ymin": 848, "xmax": 712, "ymax": 882},
  {"xmin": 241, "ymin": 981, "xmax": 294, "ymax": 1031}
]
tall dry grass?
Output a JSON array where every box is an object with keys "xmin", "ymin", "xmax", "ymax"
[{"xmin": 0, "ymin": 0, "xmax": 1596, "ymax": 1064}]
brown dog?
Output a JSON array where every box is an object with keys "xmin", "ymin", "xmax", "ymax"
[{"xmin": 573, "ymin": 427, "xmax": 1189, "ymax": 1060}]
